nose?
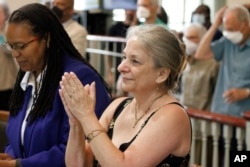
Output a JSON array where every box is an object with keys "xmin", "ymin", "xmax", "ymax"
[
  {"xmin": 117, "ymin": 59, "xmax": 129, "ymax": 73},
  {"xmin": 11, "ymin": 49, "xmax": 21, "ymax": 58}
]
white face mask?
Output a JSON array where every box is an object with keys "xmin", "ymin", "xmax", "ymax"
[
  {"xmin": 223, "ymin": 30, "xmax": 243, "ymax": 44},
  {"xmin": 183, "ymin": 37, "xmax": 198, "ymax": 56},
  {"xmin": 136, "ymin": 6, "xmax": 150, "ymax": 19},
  {"xmin": 192, "ymin": 14, "xmax": 205, "ymax": 25}
]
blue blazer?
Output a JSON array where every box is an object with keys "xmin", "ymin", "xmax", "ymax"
[{"xmin": 5, "ymin": 55, "xmax": 111, "ymax": 167}]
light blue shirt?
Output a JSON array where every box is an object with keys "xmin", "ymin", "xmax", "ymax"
[{"xmin": 211, "ymin": 37, "xmax": 250, "ymax": 117}]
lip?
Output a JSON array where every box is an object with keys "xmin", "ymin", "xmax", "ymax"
[
  {"xmin": 121, "ymin": 76, "xmax": 133, "ymax": 81},
  {"xmin": 17, "ymin": 60, "xmax": 27, "ymax": 66}
]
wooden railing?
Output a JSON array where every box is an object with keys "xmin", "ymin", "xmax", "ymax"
[
  {"xmin": 243, "ymin": 111, "xmax": 250, "ymax": 150},
  {"xmin": 187, "ymin": 108, "xmax": 247, "ymax": 167},
  {"xmin": 0, "ymin": 110, "xmax": 9, "ymax": 152}
]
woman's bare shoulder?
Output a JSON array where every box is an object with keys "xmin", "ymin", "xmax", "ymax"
[{"xmin": 99, "ymin": 97, "xmax": 132, "ymax": 129}]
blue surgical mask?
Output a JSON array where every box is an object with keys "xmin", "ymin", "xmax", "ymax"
[{"xmin": 192, "ymin": 14, "xmax": 205, "ymax": 25}]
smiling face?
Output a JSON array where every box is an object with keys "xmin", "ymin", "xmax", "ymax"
[
  {"xmin": 5, "ymin": 23, "xmax": 46, "ymax": 73},
  {"xmin": 117, "ymin": 36, "xmax": 160, "ymax": 94}
]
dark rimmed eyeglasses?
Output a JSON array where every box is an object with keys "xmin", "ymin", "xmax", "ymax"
[{"xmin": 1, "ymin": 37, "xmax": 39, "ymax": 52}]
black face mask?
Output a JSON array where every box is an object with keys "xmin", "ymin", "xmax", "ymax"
[{"xmin": 52, "ymin": 6, "xmax": 63, "ymax": 20}]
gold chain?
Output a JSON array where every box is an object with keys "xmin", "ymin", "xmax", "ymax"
[{"xmin": 133, "ymin": 94, "xmax": 165, "ymax": 128}]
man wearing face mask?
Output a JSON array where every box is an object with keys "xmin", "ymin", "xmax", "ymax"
[
  {"xmin": 181, "ymin": 23, "xmax": 219, "ymax": 111},
  {"xmin": 136, "ymin": 0, "xmax": 166, "ymax": 26},
  {"xmin": 195, "ymin": 4, "xmax": 250, "ymax": 117},
  {"xmin": 192, "ymin": 4, "xmax": 222, "ymax": 41},
  {"xmin": 52, "ymin": 0, "xmax": 87, "ymax": 58}
]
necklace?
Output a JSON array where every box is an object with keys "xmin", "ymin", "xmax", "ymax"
[{"xmin": 133, "ymin": 94, "xmax": 165, "ymax": 128}]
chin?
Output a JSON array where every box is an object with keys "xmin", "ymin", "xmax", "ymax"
[{"xmin": 20, "ymin": 67, "xmax": 29, "ymax": 72}]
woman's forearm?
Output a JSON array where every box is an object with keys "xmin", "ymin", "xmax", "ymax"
[{"xmin": 65, "ymin": 124, "xmax": 86, "ymax": 167}]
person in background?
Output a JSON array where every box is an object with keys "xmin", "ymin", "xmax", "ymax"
[
  {"xmin": 195, "ymin": 4, "xmax": 250, "ymax": 117},
  {"xmin": 136, "ymin": 0, "xmax": 166, "ymax": 25},
  {"xmin": 0, "ymin": 3, "xmax": 110, "ymax": 167},
  {"xmin": 181, "ymin": 23, "xmax": 219, "ymax": 167},
  {"xmin": 60, "ymin": 24, "xmax": 191, "ymax": 167},
  {"xmin": 244, "ymin": 3, "xmax": 250, "ymax": 13},
  {"xmin": 52, "ymin": 0, "xmax": 87, "ymax": 58},
  {"xmin": 0, "ymin": 2, "xmax": 18, "ymax": 111},
  {"xmin": 192, "ymin": 4, "xmax": 222, "ymax": 41},
  {"xmin": 157, "ymin": 5, "xmax": 168, "ymax": 25},
  {"xmin": 106, "ymin": 9, "xmax": 136, "ymax": 97},
  {"xmin": 181, "ymin": 23, "xmax": 219, "ymax": 111}
]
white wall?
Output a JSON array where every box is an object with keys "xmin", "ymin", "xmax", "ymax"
[
  {"xmin": 4, "ymin": 0, "xmax": 38, "ymax": 12},
  {"xmin": 227, "ymin": 0, "xmax": 250, "ymax": 5}
]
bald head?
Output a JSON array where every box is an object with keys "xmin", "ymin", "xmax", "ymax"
[
  {"xmin": 222, "ymin": 5, "xmax": 250, "ymax": 45},
  {"xmin": 53, "ymin": 0, "xmax": 74, "ymax": 23},
  {"xmin": 223, "ymin": 5, "xmax": 250, "ymax": 25},
  {"xmin": 53, "ymin": 0, "xmax": 74, "ymax": 9}
]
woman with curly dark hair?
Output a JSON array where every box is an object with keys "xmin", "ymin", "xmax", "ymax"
[{"xmin": 0, "ymin": 3, "xmax": 111, "ymax": 167}]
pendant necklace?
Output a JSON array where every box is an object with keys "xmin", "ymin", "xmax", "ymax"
[{"xmin": 133, "ymin": 94, "xmax": 165, "ymax": 128}]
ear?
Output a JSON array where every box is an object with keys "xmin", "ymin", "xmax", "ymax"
[{"xmin": 156, "ymin": 68, "xmax": 170, "ymax": 84}]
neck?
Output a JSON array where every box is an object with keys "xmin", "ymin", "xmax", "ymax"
[
  {"xmin": 135, "ymin": 92, "xmax": 166, "ymax": 112},
  {"xmin": 145, "ymin": 15, "xmax": 157, "ymax": 24},
  {"xmin": 133, "ymin": 93, "xmax": 166, "ymax": 128}
]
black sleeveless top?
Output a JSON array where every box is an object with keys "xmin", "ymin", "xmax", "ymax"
[{"xmin": 94, "ymin": 98, "xmax": 190, "ymax": 167}]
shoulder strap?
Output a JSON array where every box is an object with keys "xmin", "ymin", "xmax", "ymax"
[
  {"xmin": 113, "ymin": 97, "xmax": 133, "ymax": 120},
  {"xmin": 133, "ymin": 101, "xmax": 187, "ymax": 139},
  {"xmin": 107, "ymin": 97, "xmax": 133, "ymax": 139},
  {"xmin": 167, "ymin": 101, "xmax": 185, "ymax": 109}
]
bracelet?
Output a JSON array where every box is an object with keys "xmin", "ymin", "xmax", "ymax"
[
  {"xmin": 86, "ymin": 129, "xmax": 105, "ymax": 143},
  {"xmin": 16, "ymin": 159, "xmax": 22, "ymax": 167}
]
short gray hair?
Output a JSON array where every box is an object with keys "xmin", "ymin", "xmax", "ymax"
[
  {"xmin": 224, "ymin": 4, "xmax": 250, "ymax": 24},
  {"xmin": 184, "ymin": 23, "xmax": 207, "ymax": 40}
]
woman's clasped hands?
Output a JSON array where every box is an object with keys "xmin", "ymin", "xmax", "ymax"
[
  {"xmin": 59, "ymin": 72, "xmax": 96, "ymax": 125},
  {"xmin": 0, "ymin": 153, "xmax": 15, "ymax": 167}
]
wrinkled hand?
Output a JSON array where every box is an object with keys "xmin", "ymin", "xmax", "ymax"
[
  {"xmin": 59, "ymin": 72, "xmax": 96, "ymax": 124},
  {"xmin": 214, "ymin": 5, "xmax": 227, "ymax": 27},
  {"xmin": 223, "ymin": 88, "xmax": 248, "ymax": 103}
]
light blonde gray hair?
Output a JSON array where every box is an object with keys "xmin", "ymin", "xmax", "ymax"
[{"xmin": 126, "ymin": 24, "xmax": 186, "ymax": 91}]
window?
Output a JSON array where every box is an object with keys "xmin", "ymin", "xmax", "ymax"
[{"xmin": 162, "ymin": 0, "xmax": 201, "ymax": 32}]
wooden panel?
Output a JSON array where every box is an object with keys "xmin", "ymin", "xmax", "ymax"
[{"xmin": 0, "ymin": 110, "xmax": 9, "ymax": 122}]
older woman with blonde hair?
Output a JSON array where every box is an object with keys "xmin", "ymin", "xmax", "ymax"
[{"xmin": 60, "ymin": 24, "xmax": 192, "ymax": 167}]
